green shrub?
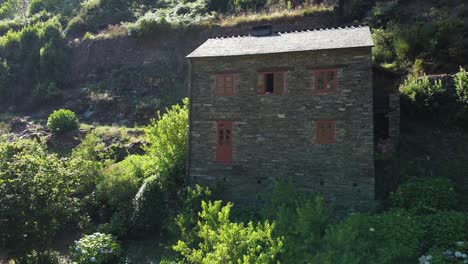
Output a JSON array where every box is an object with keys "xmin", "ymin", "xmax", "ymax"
[
  {"xmin": 370, "ymin": 1, "xmax": 399, "ymax": 28},
  {"xmin": 261, "ymin": 181, "xmax": 333, "ymax": 263},
  {"xmin": 16, "ymin": 250, "xmax": 60, "ymax": 264},
  {"xmin": 174, "ymin": 184, "xmax": 212, "ymax": 245},
  {"xmin": 173, "ymin": 200, "xmax": 283, "ymax": 263},
  {"xmin": 96, "ymin": 155, "xmax": 151, "ymax": 236},
  {"xmin": 313, "ymin": 210, "xmax": 424, "ymax": 264},
  {"xmin": 0, "ymin": 17, "xmax": 67, "ymax": 105},
  {"xmin": 47, "ymin": 109, "xmax": 79, "ymax": 134},
  {"xmin": 455, "ymin": 67, "xmax": 468, "ymax": 106},
  {"xmin": 0, "ymin": 139, "xmax": 96, "ymax": 255},
  {"xmin": 70, "ymin": 233, "xmax": 121, "ymax": 264},
  {"xmin": 372, "ymin": 28, "xmax": 396, "ymax": 64},
  {"xmin": 391, "ymin": 177, "xmax": 457, "ymax": 214},
  {"xmin": 144, "ymin": 98, "xmax": 188, "ymax": 193},
  {"xmin": 423, "ymin": 242, "xmax": 468, "ymax": 264},
  {"xmin": 131, "ymin": 175, "xmax": 168, "ymax": 235},
  {"xmin": 421, "ymin": 211, "xmax": 468, "ymax": 249}
]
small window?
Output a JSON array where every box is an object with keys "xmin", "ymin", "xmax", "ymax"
[
  {"xmin": 316, "ymin": 120, "xmax": 336, "ymax": 144},
  {"xmin": 215, "ymin": 74, "xmax": 235, "ymax": 96},
  {"xmin": 313, "ymin": 69, "xmax": 337, "ymax": 94},
  {"xmin": 216, "ymin": 121, "xmax": 233, "ymax": 163},
  {"xmin": 257, "ymin": 72, "xmax": 285, "ymax": 95}
]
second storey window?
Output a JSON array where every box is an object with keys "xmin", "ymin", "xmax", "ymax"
[
  {"xmin": 313, "ymin": 69, "xmax": 337, "ymax": 94},
  {"xmin": 257, "ymin": 72, "xmax": 285, "ymax": 95},
  {"xmin": 316, "ymin": 120, "xmax": 336, "ymax": 144},
  {"xmin": 215, "ymin": 74, "xmax": 235, "ymax": 96}
]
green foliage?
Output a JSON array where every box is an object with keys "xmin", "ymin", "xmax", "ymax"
[
  {"xmin": 261, "ymin": 181, "xmax": 333, "ymax": 263},
  {"xmin": 0, "ymin": 17, "xmax": 67, "ymax": 105},
  {"xmin": 131, "ymin": 175, "xmax": 168, "ymax": 234},
  {"xmin": 96, "ymin": 156, "xmax": 147, "ymax": 236},
  {"xmin": 173, "ymin": 200, "xmax": 283, "ymax": 264},
  {"xmin": 70, "ymin": 232, "xmax": 122, "ymax": 264},
  {"xmin": 0, "ymin": 139, "xmax": 97, "ymax": 255},
  {"xmin": 16, "ymin": 250, "xmax": 60, "ymax": 264},
  {"xmin": 144, "ymin": 98, "xmax": 188, "ymax": 192},
  {"xmin": 455, "ymin": 67, "xmax": 468, "ymax": 106},
  {"xmin": 391, "ymin": 177, "xmax": 457, "ymax": 214},
  {"xmin": 174, "ymin": 184, "xmax": 212, "ymax": 246},
  {"xmin": 400, "ymin": 74, "xmax": 445, "ymax": 116},
  {"xmin": 72, "ymin": 126, "xmax": 144, "ymax": 163},
  {"xmin": 372, "ymin": 28, "xmax": 396, "ymax": 65},
  {"xmin": 0, "ymin": 0, "xmax": 27, "ymax": 19},
  {"xmin": 424, "ymin": 242, "xmax": 468, "ymax": 264},
  {"xmin": 313, "ymin": 210, "xmax": 425, "ymax": 264},
  {"xmin": 47, "ymin": 109, "xmax": 80, "ymax": 134},
  {"xmin": 421, "ymin": 211, "xmax": 468, "ymax": 249},
  {"xmin": 370, "ymin": 0, "xmax": 399, "ymax": 28}
]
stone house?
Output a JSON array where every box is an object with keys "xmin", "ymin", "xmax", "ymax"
[{"xmin": 186, "ymin": 25, "xmax": 377, "ymax": 210}]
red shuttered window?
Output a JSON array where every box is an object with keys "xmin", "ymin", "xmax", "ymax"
[
  {"xmin": 256, "ymin": 71, "xmax": 286, "ymax": 95},
  {"xmin": 215, "ymin": 74, "xmax": 235, "ymax": 96},
  {"xmin": 315, "ymin": 120, "xmax": 336, "ymax": 144},
  {"xmin": 216, "ymin": 121, "xmax": 233, "ymax": 163},
  {"xmin": 313, "ymin": 69, "xmax": 337, "ymax": 94}
]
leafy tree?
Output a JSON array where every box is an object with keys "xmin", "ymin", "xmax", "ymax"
[{"xmin": 173, "ymin": 200, "xmax": 283, "ymax": 264}]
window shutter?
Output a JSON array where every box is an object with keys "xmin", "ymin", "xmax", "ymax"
[
  {"xmin": 256, "ymin": 74, "xmax": 264, "ymax": 94},
  {"xmin": 274, "ymin": 72, "xmax": 285, "ymax": 94}
]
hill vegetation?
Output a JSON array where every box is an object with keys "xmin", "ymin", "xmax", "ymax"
[{"xmin": 0, "ymin": 0, "xmax": 468, "ymax": 263}]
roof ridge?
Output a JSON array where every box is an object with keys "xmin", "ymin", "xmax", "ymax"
[{"xmin": 212, "ymin": 24, "xmax": 369, "ymax": 40}]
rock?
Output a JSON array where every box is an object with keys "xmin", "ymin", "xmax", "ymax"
[{"xmin": 9, "ymin": 117, "xmax": 28, "ymax": 133}]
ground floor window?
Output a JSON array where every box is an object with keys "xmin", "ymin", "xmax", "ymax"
[{"xmin": 216, "ymin": 121, "xmax": 233, "ymax": 163}]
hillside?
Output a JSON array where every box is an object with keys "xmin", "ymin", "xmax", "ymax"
[{"xmin": 1, "ymin": 0, "xmax": 468, "ymax": 263}]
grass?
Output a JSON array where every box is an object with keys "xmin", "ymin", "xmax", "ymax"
[{"xmin": 218, "ymin": 5, "xmax": 333, "ymax": 27}]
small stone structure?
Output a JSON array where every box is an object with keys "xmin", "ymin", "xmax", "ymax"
[{"xmin": 187, "ymin": 25, "xmax": 376, "ymax": 210}]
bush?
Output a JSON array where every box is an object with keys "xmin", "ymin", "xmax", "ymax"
[
  {"xmin": 370, "ymin": 1, "xmax": 399, "ymax": 28},
  {"xmin": 173, "ymin": 200, "xmax": 283, "ymax": 263},
  {"xmin": 423, "ymin": 242, "xmax": 468, "ymax": 264},
  {"xmin": 16, "ymin": 250, "xmax": 60, "ymax": 264},
  {"xmin": 70, "ymin": 233, "xmax": 122, "ymax": 264},
  {"xmin": 144, "ymin": 98, "xmax": 189, "ymax": 193},
  {"xmin": 372, "ymin": 29, "xmax": 396, "ymax": 64},
  {"xmin": 391, "ymin": 177, "xmax": 457, "ymax": 214},
  {"xmin": 96, "ymin": 155, "xmax": 151, "ymax": 236},
  {"xmin": 0, "ymin": 139, "xmax": 96, "ymax": 255},
  {"xmin": 131, "ymin": 175, "xmax": 168, "ymax": 235},
  {"xmin": 455, "ymin": 67, "xmax": 468, "ymax": 106},
  {"xmin": 313, "ymin": 210, "xmax": 425, "ymax": 264},
  {"xmin": 174, "ymin": 184, "xmax": 212, "ymax": 245},
  {"xmin": 261, "ymin": 181, "xmax": 333, "ymax": 263},
  {"xmin": 47, "ymin": 109, "xmax": 79, "ymax": 135},
  {"xmin": 421, "ymin": 211, "xmax": 468, "ymax": 249}
]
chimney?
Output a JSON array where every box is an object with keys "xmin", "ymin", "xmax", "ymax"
[{"xmin": 250, "ymin": 25, "xmax": 273, "ymax": 37}]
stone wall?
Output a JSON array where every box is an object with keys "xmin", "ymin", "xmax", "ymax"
[
  {"xmin": 68, "ymin": 12, "xmax": 338, "ymax": 98},
  {"xmin": 188, "ymin": 47, "xmax": 374, "ymax": 211}
]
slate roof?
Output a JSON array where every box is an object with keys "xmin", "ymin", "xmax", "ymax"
[{"xmin": 187, "ymin": 25, "xmax": 374, "ymax": 58}]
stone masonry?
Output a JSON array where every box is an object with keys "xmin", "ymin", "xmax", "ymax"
[{"xmin": 187, "ymin": 27, "xmax": 375, "ymax": 210}]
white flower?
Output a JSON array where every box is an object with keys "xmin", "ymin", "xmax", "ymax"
[
  {"xmin": 455, "ymin": 251, "xmax": 463, "ymax": 258},
  {"xmin": 426, "ymin": 255, "xmax": 432, "ymax": 260},
  {"xmin": 456, "ymin": 241, "xmax": 465, "ymax": 246},
  {"xmin": 462, "ymin": 254, "xmax": 467, "ymax": 259},
  {"xmin": 90, "ymin": 257, "xmax": 96, "ymax": 262},
  {"xmin": 369, "ymin": 228, "xmax": 375, "ymax": 232}
]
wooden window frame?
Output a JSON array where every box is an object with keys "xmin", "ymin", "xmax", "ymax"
[
  {"xmin": 315, "ymin": 120, "xmax": 336, "ymax": 144},
  {"xmin": 216, "ymin": 121, "xmax": 233, "ymax": 163},
  {"xmin": 313, "ymin": 69, "xmax": 338, "ymax": 94},
  {"xmin": 214, "ymin": 74, "xmax": 236, "ymax": 96},
  {"xmin": 257, "ymin": 71, "xmax": 286, "ymax": 95}
]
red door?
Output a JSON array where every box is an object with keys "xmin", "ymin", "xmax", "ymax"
[{"xmin": 216, "ymin": 121, "xmax": 232, "ymax": 163}]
